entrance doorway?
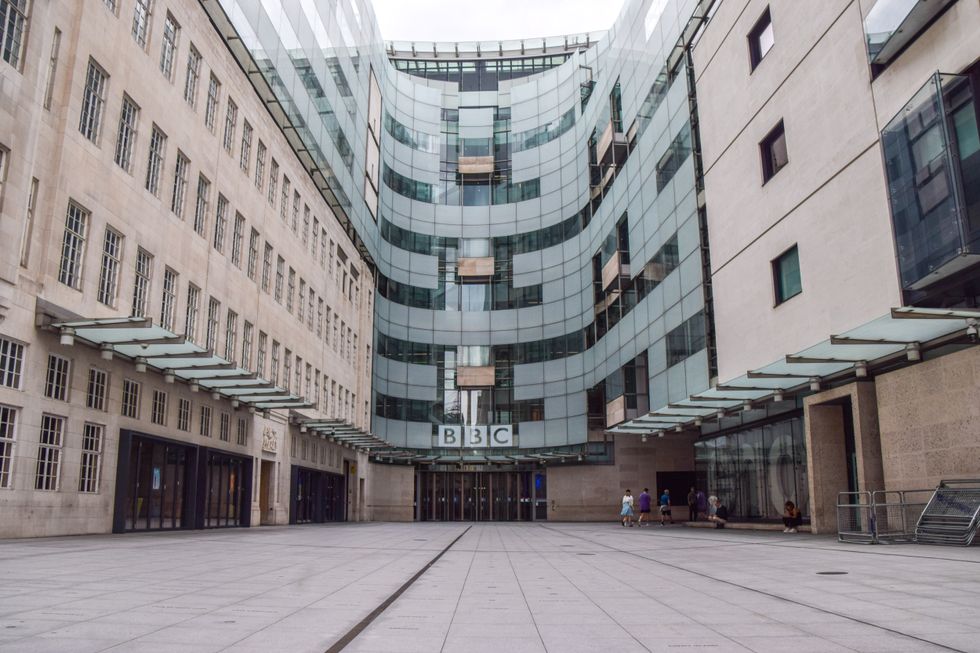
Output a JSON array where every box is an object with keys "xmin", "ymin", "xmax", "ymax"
[
  {"xmin": 289, "ymin": 466, "xmax": 345, "ymax": 524},
  {"xmin": 118, "ymin": 434, "xmax": 194, "ymax": 531},
  {"xmin": 416, "ymin": 470, "xmax": 543, "ymax": 521},
  {"xmin": 259, "ymin": 460, "xmax": 275, "ymax": 525},
  {"xmin": 203, "ymin": 450, "xmax": 249, "ymax": 528}
]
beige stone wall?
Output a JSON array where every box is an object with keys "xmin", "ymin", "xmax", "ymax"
[
  {"xmin": 547, "ymin": 434, "xmax": 694, "ymax": 521},
  {"xmin": 876, "ymin": 346, "xmax": 980, "ymax": 492},
  {"xmin": 365, "ymin": 462, "xmax": 414, "ymax": 522},
  {"xmin": 0, "ymin": 0, "xmax": 374, "ymax": 538}
]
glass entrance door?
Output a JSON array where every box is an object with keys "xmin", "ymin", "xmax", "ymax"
[
  {"xmin": 416, "ymin": 470, "xmax": 543, "ymax": 521},
  {"xmin": 123, "ymin": 436, "xmax": 190, "ymax": 531}
]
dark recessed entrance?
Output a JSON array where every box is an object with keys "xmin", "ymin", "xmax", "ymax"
[
  {"xmin": 415, "ymin": 470, "xmax": 545, "ymax": 521},
  {"xmin": 289, "ymin": 466, "xmax": 346, "ymax": 524},
  {"xmin": 113, "ymin": 430, "xmax": 253, "ymax": 533}
]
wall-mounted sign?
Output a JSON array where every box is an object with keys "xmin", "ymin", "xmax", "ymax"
[{"xmin": 438, "ymin": 425, "xmax": 513, "ymax": 448}]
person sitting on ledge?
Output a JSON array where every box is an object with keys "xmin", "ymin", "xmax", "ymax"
[
  {"xmin": 709, "ymin": 498, "xmax": 728, "ymax": 528},
  {"xmin": 783, "ymin": 501, "xmax": 803, "ymax": 533}
]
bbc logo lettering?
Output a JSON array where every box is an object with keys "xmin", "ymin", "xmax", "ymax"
[{"xmin": 437, "ymin": 425, "xmax": 513, "ymax": 448}]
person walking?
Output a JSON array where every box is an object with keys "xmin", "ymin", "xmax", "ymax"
[
  {"xmin": 659, "ymin": 489, "xmax": 673, "ymax": 525},
  {"xmin": 620, "ymin": 489, "xmax": 635, "ymax": 527},
  {"xmin": 695, "ymin": 488, "xmax": 708, "ymax": 520},
  {"xmin": 637, "ymin": 488, "xmax": 652, "ymax": 526},
  {"xmin": 687, "ymin": 486, "xmax": 697, "ymax": 522}
]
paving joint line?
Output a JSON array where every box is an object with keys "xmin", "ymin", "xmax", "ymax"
[
  {"xmin": 538, "ymin": 524, "xmax": 967, "ymax": 653},
  {"xmin": 325, "ymin": 525, "xmax": 472, "ymax": 653}
]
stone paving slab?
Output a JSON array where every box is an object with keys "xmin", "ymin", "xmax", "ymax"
[{"xmin": 0, "ymin": 523, "xmax": 978, "ymax": 652}]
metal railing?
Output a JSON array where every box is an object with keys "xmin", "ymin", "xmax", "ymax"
[{"xmin": 838, "ymin": 489, "xmax": 933, "ymax": 544}]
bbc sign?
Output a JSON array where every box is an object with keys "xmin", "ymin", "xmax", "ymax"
[{"xmin": 438, "ymin": 425, "xmax": 513, "ymax": 448}]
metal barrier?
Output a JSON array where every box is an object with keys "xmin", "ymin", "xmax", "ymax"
[
  {"xmin": 837, "ymin": 491, "xmax": 875, "ymax": 544},
  {"xmin": 916, "ymin": 479, "xmax": 980, "ymax": 546},
  {"xmin": 837, "ymin": 489, "xmax": 933, "ymax": 544},
  {"xmin": 872, "ymin": 490, "xmax": 931, "ymax": 543}
]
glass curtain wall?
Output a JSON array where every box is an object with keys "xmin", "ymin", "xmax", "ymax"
[{"xmin": 694, "ymin": 416, "xmax": 808, "ymax": 521}]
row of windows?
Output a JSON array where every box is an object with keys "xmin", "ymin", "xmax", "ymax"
[
  {"xmin": 392, "ymin": 55, "xmax": 569, "ymax": 91},
  {"xmin": 376, "ymin": 273, "xmax": 543, "ymax": 311},
  {"xmin": 374, "ymin": 392, "xmax": 545, "ymax": 424},
  {"xmin": 382, "ymin": 164, "xmax": 541, "ymax": 206},
  {"xmin": 0, "ymin": 406, "xmax": 103, "ymax": 493}
]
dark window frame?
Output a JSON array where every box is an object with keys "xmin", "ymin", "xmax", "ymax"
[
  {"xmin": 748, "ymin": 7, "xmax": 774, "ymax": 71},
  {"xmin": 760, "ymin": 120, "xmax": 788, "ymax": 183},
  {"xmin": 772, "ymin": 244, "xmax": 802, "ymax": 306}
]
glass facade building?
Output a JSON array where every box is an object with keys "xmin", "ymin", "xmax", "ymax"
[{"xmin": 212, "ymin": 0, "xmax": 714, "ymax": 452}]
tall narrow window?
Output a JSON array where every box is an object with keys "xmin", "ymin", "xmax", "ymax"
[
  {"xmin": 79, "ymin": 423, "xmax": 104, "ymax": 493},
  {"xmin": 231, "ymin": 213, "xmax": 245, "ymax": 266},
  {"xmin": 183, "ymin": 44, "xmax": 201, "ymax": 107},
  {"xmin": 160, "ymin": 267, "xmax": 177, "ymax": 330},
  {"xmin": 177, "ymin": 398, "xmax": 190, "ymax": 431},
  {"xmin": 1, "ymin": 337, "xmax": 25, "ymax": 390},
  {"xmin": 222, "ymin": 98, "xmax": 237, "ymax": 152},
  {"xmin": 772, "ymin": 245, "xmax": 802, "ymax": 305},
  {"xmin": 44, "ymin": 354, "xmax": 70, "ymax": 401},
  {"xmin": 131, "ymin": 247, "xmax": 152, "ymax": 317},
  {"xmin": 280, "ymin": 177, "xmax": 290, "ymax": 222},
  {"xmin": 291, "ymin": 191, "xmax": 300, "ymax": 232},
  {"xmin": 241, "ymin": 321, "xmax": 253, "ymax": 370},
  {"xmin": 204, "ymin": 73, "xmax": 220, "ymax": 131},
  {"xmin": 760, "ymin": 120, "xmax": 787, "ymax": 182},
  {"xmin": 240, "ymin": 120, "xmax": 252, "ymax": 172},
  {"xmin": 298, "ymin": 279, "xmax": 306, "ymax": 322},
  {"xmin": 256, "ymin": 331, "xmax": 267, "ymax": 377},
  {"xmin": 58, "ymin": 201, "xmax": 88, "ymax": 289},
  {"xmin": 192, "ymin": 174, "xmax": 210, "ymax": 236},
  {"xmin": 283, "ymin": 349, "xmax": 292, "ymax": 392},
  {"xmin": 219, "ymin": 413, "xmax": 230, "ymax": 441},
  {"xmin": 185, "ymin": 284, "xmax": 200, "ymax": 343},
  {"xmin": 321, "ymin": 228, "xmax": 327, "ymax": 267},
  {"xmin": 213, "ymin": 194, "xmax": 228, "ymax": 252},
  {"xmin": 1, "ymin": 0, "xmax": 30, "ymax": 69},
  {"xmin": 205, "ymin": 297, "xmax": 220, "ymax": 350},
  {"xmin": 171, "ymin": 151, "xmax": 189, "ymax": 217},
  {"xmin": 270, "ymin": 341, "xmax": 280, "ymax": 385},
  {"xmin": 79, "ymin": 59, "xmax": 109, "ymax": 143},
  {"xmin": 114, "ymin": 95, "xmax": 140, "ymax": 172},
  {"xmin": 86, "ymin": 367, "xmax": 108, "ymax": 411},
  {"xmin": 131, "ymin": 0, "xmax": 152, "ymax": 49},
  {"xmin": 302, "ymin": 205, "xmax": 310, "ymax": 245},
  {"xmin": 0, "ymin": 405, "xmax": 17, "ymax": 489},
  {"xmin": 199, "ymin": 405, "xmax": 212, "ymax": 437},
  {"xmin": 274, "ymin": 256, "xmax": 285, "ymax": 303},
  {"xmin": 236, "ymin": 418, "xmax": 247, "ymax": 446},
  {"xmin": 145, "ymin": 124, "xmax": 167, "ymax": 196},
  {"xmin": 307, "ymin": 289, "xmax": 315, "ymax": 330},
  {"xmin": 268, "ymin": 158, "xmax": 279, "ymax": 205},
  {"xmin": 97, "ymin": 227, "xmax": 123, "ymax": 306},
  {"xmin": 317, "ymin": 298, "xmax": 324, "ymax": 337},
  {"xmin": 159, "ymin": 12, "xmax": 179, "ymax": 81},
  {"xmin": 748, "ymin": 7, "xmax": 774, "ymax": 71},
  {"xmin": 43, "ymin": 28, "xmax": 62, "ymax": 109},
  {"xmin": 261, "ymin": 243, "xmax": 273, "ymax": 292},
  {"xmin": 121, "ymin": 379, "xmax": 141, "ymax": 418},
  {"xmin": 247, "ymin": 228, "xmax": 259, "ymax": 280},
  {"xmin": 254, "ymin": 140, "xmax": 266, "ymax": 190},
  {"xmin": 286, "ymin": 268, "xmax": 295, "ymax": 313},
  {"xmin": 151, "ymin": 389, "xmax": 167, "ymax": 425},
  {"xmin": 20, "ymin": 177, "xmax": 39, "ymax": 267},
  {"xmin": 224, "ymin": 309, "xmax": 237, "ymax": 361},
  {"xmin": 35, "ymin": 415, "xmax": 64, "ymax": 491},
  {"xmin": 312, "ymin": 218, "xmax": 320, "ymax": 257}
]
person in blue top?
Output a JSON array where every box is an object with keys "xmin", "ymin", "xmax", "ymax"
[
  {"xmin": 637, "ymin": 488, "xmax": 652, "ymax": 526},
  {"xmin": 659, "ymin": 489, "xmax": 673, "ymax": 525}
]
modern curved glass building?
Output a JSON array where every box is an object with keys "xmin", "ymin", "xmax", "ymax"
[{"xmin": 212, "ymin": 0, "xmax": 714, "ymax": 453}]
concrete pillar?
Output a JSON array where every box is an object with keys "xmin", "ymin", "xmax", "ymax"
[
  {"xmin": 804, "ymin": 403, "xmax": 847, "ymax": 534},
  {"xmin": 853, "ymin": 382, "xmax": 885, "ymax": 493}
]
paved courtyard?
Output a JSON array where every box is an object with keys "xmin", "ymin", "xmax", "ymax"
[{"xmin": 1, "ymin": 523, "xmax": 979, "ymax": 652}]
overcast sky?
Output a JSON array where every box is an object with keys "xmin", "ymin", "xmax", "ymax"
[{"xmin": 369, "ymin": 0, "xmax": 625, "ymax": 43}]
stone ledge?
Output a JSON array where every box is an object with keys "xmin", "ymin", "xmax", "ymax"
[{"xmin": 683, "ymin": 521, "xmax": 812, "ymax": 532}]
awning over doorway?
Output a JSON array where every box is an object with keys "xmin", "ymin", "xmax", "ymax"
[{"xmin": 610, "ymin": 306, "xmax": 979, "ymax": 435}]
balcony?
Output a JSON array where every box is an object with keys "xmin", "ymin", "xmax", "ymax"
[
  {"xmin": 864, "ymin": 0, "xmax": 957, "ymax": 66},
  {"xmin": 457, "ymin": 155, "xmax": 495, "ymax": 175},
  {"xmin": 456, "ymin": 365, "xmax": 495, "ymax": 388},
  {"xmin": 881, "ymin": 73, "xmax": 980, "ymax": 293},
  {"xmin": 601, "ymin": 250, "xmax": 630, "ymax": 291},
  {"xmin": 595, "ymin": 120, "xmax": 628, "ymax": 166},
  {"xmin": 457, "ymin": 256, "xmax": 495, "ymax": 280}
]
